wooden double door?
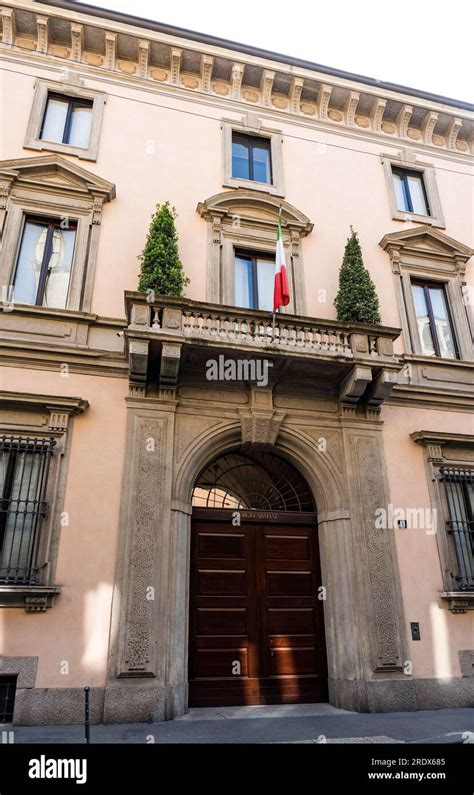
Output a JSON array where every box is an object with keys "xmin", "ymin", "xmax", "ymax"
[{"xmin": 188, "ymin": 510, "xmax": 328, "ymax": 707}]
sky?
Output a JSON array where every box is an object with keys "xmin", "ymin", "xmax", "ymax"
[{"xmin": 76, "ymin": 0, "xmax": 473, "ymax": 103}]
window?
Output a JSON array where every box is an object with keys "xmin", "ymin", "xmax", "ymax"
[
  {"xmin": 412, "ymin": 431, "xmax": 474, "ymax": 612},
  {"xmin": 13, "ymin": 217, "xmax": 77, "ymax": 309},
  {"xmin": 440, "ymin": 468, "xmax": 473, "ymax": 591},
  {"xmin": 0, "ymin": 436, "xmax": 55, "ymax": 585},
  {"xmin": 392, "ymin": 168, "xmax": 430, "ymax": 215},
  {"xmin": 0, "ymin": 676, "xmax": 17, "ymax": 723},
  {"xmin": 232, "ymin": 133, "xmax": 272, "ymax": 184},
  {"xmin": 411, "ymin": 281, "xmax": 458, "ymax": 359},
  {"xmin": 40, "ymin": 93, "xmax": 93, "ymax": 149},
  {"xmin": 24, "ymin": 79, "xmax": 106, "ymax": 161},
  {"xmin": 222, "ymin": 117, "xmax": 285, "ymax": 196},
  {"xmin": 381, "ymin": 155, "xmax": 445, "ymax": 227},
  {"xmin": 234, "ymin": 251, "xmax": 274, "ymax": 311}
]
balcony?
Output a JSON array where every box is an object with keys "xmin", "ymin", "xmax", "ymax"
[{"xmin": 124, "ymin": 292, "xmax": 403, "ymax": 407}]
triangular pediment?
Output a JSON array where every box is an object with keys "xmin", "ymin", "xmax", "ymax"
[
  {"xmin": 379, "ymin": 226, "xmax": 472, "ymax": 261},
  {"xmin": 0, "ymin": 154, "xmax": 116, "ymax": 202}
]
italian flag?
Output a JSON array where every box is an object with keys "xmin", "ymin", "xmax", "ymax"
[{"xmin": 273, "ymin": 211, "xmax": 290, "ymax": 312}]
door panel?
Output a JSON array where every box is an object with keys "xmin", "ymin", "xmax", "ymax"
[
  {"xmin": 189, "ymin": 516, "xmax": 328, "ymax": 707},
  {"xmin": 257, "ymin": 525, "xmax": 328, "ymax": 704},
  {"xmin": 189, "ymin": 522, "xmax": 259, "ymax": 706}
]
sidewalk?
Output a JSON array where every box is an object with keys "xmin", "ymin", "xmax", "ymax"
[{"xmin": 4, "ymin": 704, "xmax": 474, "ymax": 744}]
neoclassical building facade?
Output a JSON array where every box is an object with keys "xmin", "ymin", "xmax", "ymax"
[{"xmin": 0, "ymin": 0, "xmax": 472, "ymax": 724}]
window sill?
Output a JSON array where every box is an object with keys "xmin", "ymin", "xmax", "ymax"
[
  {"xmin": 0, "ymin": 585, "xmax": 61, "ymax": 612},
  {"xmin": 223, "ymin": 175, "xmax": 284, "ymax": 197},
  {"xmin": 440, "ymin": 591, "xmax": 474, "ymax": 613},
  {"xmin": 403, "ymin": 353, "xmax": 474, "ymax": 367},
  {"xmin": 391, "ymin": 209, "xmax": 445, "ymax": 228},
  {"xmin": 24, "ymin": 139, "xmax": 96, "ymax": 161}
]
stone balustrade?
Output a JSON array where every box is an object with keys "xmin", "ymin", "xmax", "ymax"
[{"xmin": 126, "ymin": 293, "xmax": 400, "ymax": 363}]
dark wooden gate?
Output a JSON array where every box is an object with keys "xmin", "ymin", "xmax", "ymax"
[{"xmin": 189, "ymin": 509, "xmax": 328, "ymax": 707}]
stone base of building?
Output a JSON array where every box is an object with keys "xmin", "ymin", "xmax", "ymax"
[
  {"xmin": 10, "ymin": 678, "xmax": 473, "ymax": 725},
  {"xmin": 13, "ymin": 687, "xmax": 105, "ymax": 725},
  {"xmin": 329, "ymin": 676, "xmax": 474, "ymax": 713}
]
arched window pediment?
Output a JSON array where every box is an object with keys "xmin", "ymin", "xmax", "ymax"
[{"xmin": 197, "ymin": 189, "xmax": 313, "ymax": 236}]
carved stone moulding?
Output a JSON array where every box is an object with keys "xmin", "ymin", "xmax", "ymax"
[{"xmin": 2, "ymin": 6, "xmax": 471, "ymax": 155}]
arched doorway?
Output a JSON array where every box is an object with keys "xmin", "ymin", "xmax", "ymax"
[{"xmin": 188, "ymin": 447, "xmax": 328, "ymax": 707}]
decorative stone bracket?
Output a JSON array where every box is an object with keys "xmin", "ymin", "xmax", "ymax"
[
  {"xmin": 128, "ymin": 339, "xmax": 149, "ymax": 391},
  {"xmin": 339, "ymin": 365, "xmax": 372, "ymax": 404},
  {"xmin": 160, "ymin": 343, "xmax": 182, "ymax": 387},
  {"xmin": 339, "ymin": 365, "xmax": 399, "ymax": 408}
]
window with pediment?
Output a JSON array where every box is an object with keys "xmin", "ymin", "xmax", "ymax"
[
  {"xmin": 197, "ymin": 190, "xmax": 313, "ymax": 316},
  {"xmin": 0, "ymin": 154, "xmax": 115, "ymax": 312},
  {"xmin": 380, "ymin": 226, "xmax": 473, "ymax": 362}
]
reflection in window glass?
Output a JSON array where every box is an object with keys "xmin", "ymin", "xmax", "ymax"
[
  {"xmin": 411, "ymin": 282, "xmax": 457, "ymax": 359},
  {"xmin": 428, "ymin": 286, "xmax": 456, "ymax": 359},
  {"xmin": 234, "ymin": 256, "xmax": 252, "ymax": 308},
  {"xmin": 234, "ymin": 253, "xmax": 274, "ymax": 310},
  {"xmin": 231, "ymin": 134, "xmax": 272, "ymax": 184},
  {"xmin": 232, "ymin": 141, "xmax": 250, "ymax": 180},
  {"xmin": 407, "ymin": 175, "xmax": 428, "ymax": 215},
  {"xmin": 68, "ymin": 105, "xmax": 93, "ymax": 148},
  {"xmin": 41, "ymin": 98, "xmax": 69, "ymax": 144},
  {"xmin": 256, "ymin": 258, "xmax": 274, "ymax": 311},
  {"xmin": 13, "ymin": 219, "xmax": 76, "ymax": 309},
  {"xmin": 41, "ymin": 94, "xmax": 93, "ymax": 148},
  {"xmin": 392, "ymin": 172, "xmax": 409, "ymax": 211},
  {"xmin": 412, "ymin": 284, "xmax": 435, "ymax": 356},
  {"xmin": 12, "ymin": 221, "xmax": 47, "ymax": 305},
  {"xmin": 392, "ymin": 168, "xmax": 429, "ymax": 215},
  {"xmin": 252, "ymin": 144, "xmax": 271, "ymax": 184}
]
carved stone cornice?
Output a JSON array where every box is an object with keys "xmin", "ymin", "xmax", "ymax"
[
  {"xmin": 0, "ymin": 153, "xmax": 116, "ymax": 204},
  {"xmin": 411, "ymin": 430, "xmax": 474, "ymax": 453},
  {"xmin": 2, "ymin": 1, "xmax": 471, "ymax": 156},
  {"xmin": 197, "ymin": 189, "xmax": 313, "ymax": 235},
  {"xmin": 0, "ymin": 390, "xmax": 89, "ymax": 421},
  {"xmin": 379, "ymin": 226, "xmax": 473, "ymax": 272}
]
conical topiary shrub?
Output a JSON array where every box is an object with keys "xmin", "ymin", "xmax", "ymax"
[
  {"xmin": 138, "ymin": 202, "xmax": 190, "ymax": 297},
  {"xmin": 334, "ymin": 228, "xmax": 381, "ymax": 324}
]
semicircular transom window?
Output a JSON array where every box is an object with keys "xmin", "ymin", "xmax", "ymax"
[{"xmin": 192, "ymin": 449, "xmax": 315, "ymax": 512}]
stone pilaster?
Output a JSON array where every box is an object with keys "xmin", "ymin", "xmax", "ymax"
[{"xmin": 104, "ymin": 401, "xmax": 176, "ymax": 722}]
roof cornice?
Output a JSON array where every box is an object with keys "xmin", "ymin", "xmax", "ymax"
[
  {"xmin": 39, "ymin": 0, "xmax": 473, "ymax": 111},
  {"xmin": 1, "ymin": 1, "xmax": 472, "ymax": 156}
]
